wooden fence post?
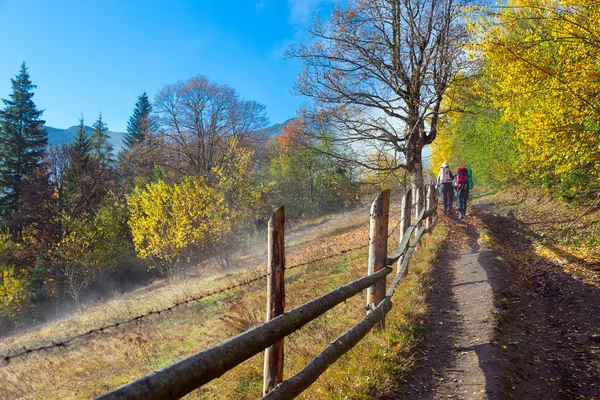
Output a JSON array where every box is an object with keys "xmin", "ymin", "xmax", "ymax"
[
  {"xmin": 415, "ymin": 184, "xmax": 423, "ymax": 229},
  {"xmin": 399, "ymin": 188, "xmax": 412, "ymax": 241},
  {"xmin": 264, "ymin": 206, "xmax": 285, "ymax": 396},
  {"xmin": 397, "ymin": 188, "xmax": 412, "ymax": 277},
  {"xmin": 426, "ymin": 183, "xmax": 434, "ymax": 230},
  {"xmin": 366, "ymin": 190, "xmax": 390, "ymax": 328},
  {"xmin": 414, "ymin": 185, "xmax": 423, "ymax": 253}
]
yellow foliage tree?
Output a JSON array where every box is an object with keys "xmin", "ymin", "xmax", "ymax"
[
  {"xmin": 127, "ymin": 176, "xmax": 230, "ymax": 280},
  {"xmin": 428, "ymin": 72, "xmax": 473, "ymax": 180},
  {"xmin": 213, "ymin": 138, "xmax": 268, "ymax": 225},
  {"xmin": 429, "ymin": 119, "xmax": 455, "ymax": 180},
  {"xmin": 0, "ymin": 233, "xmax": 32, "ymax": 320},
  {"xmin": 0, "ymin": 264, "xmax": 31, "ymax": 319},
  {"xmin": 55, "ymin": 195, "xmax": 131, "ymax": 309},
  {"xmin": 473, "ymin": 0, "xmax": 600, "ymax": 194}
]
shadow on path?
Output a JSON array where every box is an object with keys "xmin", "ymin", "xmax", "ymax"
[
  {"xmin": 384, "ymin": 199, "xmax": 600, "ymax": 399},
  {"xmin": 383, "ymin": 209, "xmax": 504, "ymax": 400},
  {"xmin": 476, "ymin": 206, "xmax": 600, "ymax": 399}
]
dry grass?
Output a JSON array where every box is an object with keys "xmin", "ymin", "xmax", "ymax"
[
  {"xmin": 473, "ymin": 187, "xmax": 600, "ymax": 285},
  {"xmin": 0, "ymin": 202, "xmax": 448, "ymax": 399}
]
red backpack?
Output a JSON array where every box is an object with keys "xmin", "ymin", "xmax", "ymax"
[{"xmin": 455, "ymin": 167, "xmax": 469, "ymax": 192}]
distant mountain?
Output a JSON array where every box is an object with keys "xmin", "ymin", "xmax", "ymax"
[
  {"xmin": 45, "ymin": 125, "xmax": 126, "ymax": 152},
  {"xmin": 258, "ymin": 118, "xmax": 295, "ymax": 138},
  {"xmin": 45, "ymin": 120, "xmax": 290, "ymax": 152}
]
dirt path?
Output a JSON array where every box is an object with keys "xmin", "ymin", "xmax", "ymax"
[{"xmin": 386, "ymin": 201, "xmax": 600, "ymax": 400}]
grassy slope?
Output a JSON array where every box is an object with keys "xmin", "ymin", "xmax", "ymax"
[
  {"xmin": 0, "ymin": 202, "xmax": 448, "ymax": 400},
  {"xmin": 473, "ymin": 187, "xmax": 600, "ymax": 285}
]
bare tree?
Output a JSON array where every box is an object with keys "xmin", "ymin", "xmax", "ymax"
[
  {"xmin": 61, "ymin": 261, "xmax": 95, "ymax": 311},
  {"xmin": 288, "ymin": 0, "xmax": 468, "ymax": 189},
  {"xmin": 153, "ymin": 75, "xmax": 269, "ymax": 180}
]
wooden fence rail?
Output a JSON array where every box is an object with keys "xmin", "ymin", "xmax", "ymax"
[{"xmin": 97, "ymin": 183, "xmax": 438, "ymax": 400}]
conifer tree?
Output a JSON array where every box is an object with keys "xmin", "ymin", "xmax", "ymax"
[
  {"xmin": 0, "ymin": 62, "xmax": 48, "ymax": 218},
  {"xmin": 123, "ymin": 91, "xmax": 155, "ymax": 152},
  {"xmin": 89, "ymin": 113, "xmax": 114, "ymax": 165},
  {"xmin": 70, "ymin": 115, "xmax": 92, "ymax": 173},
  {"xmin": 65, "ymin": 115, "xmax": 109, "ymax": 221}
]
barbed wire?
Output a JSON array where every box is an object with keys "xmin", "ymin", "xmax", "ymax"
[{"xmin": 1, "ymin": 218, "xmax": 404, "ymax": 364}]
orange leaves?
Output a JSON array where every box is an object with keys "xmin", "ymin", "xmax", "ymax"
[{"xmin": 277, "ymin": 119, "xmax": 307, "ymax": 153}]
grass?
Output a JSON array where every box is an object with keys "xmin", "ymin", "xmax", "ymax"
[
  {"xmin": 472, "ymin": 187, "xmax": 600, "ymax": 285},
  {"xmin": 0, "ymin": 202, "xmax": 448, "ymax": 399}
]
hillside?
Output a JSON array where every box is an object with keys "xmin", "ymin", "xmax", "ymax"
[
  {"xmin": 45, "ymin": 125, "xmax": 126, "ymax": 152},
  {"xmin": 44, "ymin": 119, "xmax": 291, "ymax": 154},
  {"xmin": 258, "ymin": 118, "xmax": 295, "ymax": 137},
  {"xmin": 0, "ymin": 202, "xmax": 447, "ymax": 399}
]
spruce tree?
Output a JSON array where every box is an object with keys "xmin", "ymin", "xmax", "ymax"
[
  {"xmin": 0, "ymin": 62, "xmax": 48, "ymax": 217},
  {"xmin": 70, "ymin": 115, "xmax": 91, "ymax": 171},
  {"xmin": 89, "ymin": 113, "xmax": 114, "ymax": 165},
  {"xmin": 65, "ymin": 115, "xmax": 108, "ymax": 220},
  {"xmin": 123, "ymin": 91, "xmax": 156, "ymax": 152}
]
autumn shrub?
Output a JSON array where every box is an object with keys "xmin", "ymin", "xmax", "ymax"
[
  {"xmin": 0, "ymin": 264, "xmax": 32, "ymax": 321},
  {"xmin": 127, "ymin": 176, "xmax": 231, "ymax": 281}
]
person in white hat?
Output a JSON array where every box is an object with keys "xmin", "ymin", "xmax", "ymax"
[{"xmin": 436, "ymin": 162, "xmax": 454, "ymax": 213}]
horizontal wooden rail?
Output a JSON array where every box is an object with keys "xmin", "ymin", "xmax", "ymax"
[
  {"xmin": 96, "ymin": 267, "xmax": 393, "ymax": 400},
  {"xmin": 388, "ymin": 213, "xmax": 438, "ymax": 297},
  {"xmin": 386, "ymin": 202, "xmax": 437, "ymax": 266},
  {"xmin": 96, "ymin": 185, "xmax": 440, "ymax": 400},
  {"xmin": 262, "ymin": 297, "xmax": 393, "ymax": 400}
]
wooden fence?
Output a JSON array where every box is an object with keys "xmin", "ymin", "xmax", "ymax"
[{"xmin": 97, "ymin": 183, "xmax": 438, "ymax": 400}]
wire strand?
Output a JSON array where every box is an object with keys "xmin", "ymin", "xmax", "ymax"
[{"xmin": 1, "ymin": 218, "xmax": 404, "ymax": 364}]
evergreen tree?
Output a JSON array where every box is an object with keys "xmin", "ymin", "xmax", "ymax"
[
  {"xmin": 64, "ymin": 115, "xmax": 109, "ymax": 221},
  {"xmin": 0, "ymin": 62, "xmax": 48, "ymax": 218},
  {"xmin": 123, "ymin": 91, "xmax": 155, "ymax": 152},
  {"xmin": 70, "ymin": 115, "xmax": 92, "ymax": 172},
  {"xmin": 89, "ymin": 113, "xmax": 114, "ymax": 165}
]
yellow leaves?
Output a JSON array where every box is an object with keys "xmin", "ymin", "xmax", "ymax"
[
  {"xmin": 473, "ymin": 0, "xmax": 600, "ymax": 189},
  {"xmin": 127, "ymin": 176, "xmax": 231, "ymax": 270},
  {"xmin": 0, "ymin": 264, "xmax": 31, "ymax": 319},
  {"xmin": 429, "ymin": 124, "xmax": 454, "ymax": 178}
]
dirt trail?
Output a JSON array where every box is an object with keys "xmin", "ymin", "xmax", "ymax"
[
  {"xmin": 386, "ymin": 206, "xmax": 505, "ymax": 399},
  {"xmin": 386, "ymin": 200, "xmax": 600, "ymax": 400}
]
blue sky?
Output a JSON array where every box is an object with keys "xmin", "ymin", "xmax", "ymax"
[{"xmin": 0, "ymin": 0, "xmax": 337, "ymax": 132}]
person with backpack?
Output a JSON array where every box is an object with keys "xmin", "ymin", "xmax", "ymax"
[
  {"xmin": 454, "ymin": 167, "xmax": 470, "ymax": 219},
  {"xmin": 436, "ymin": 162, "xmax": 454, "ymax": 213}
]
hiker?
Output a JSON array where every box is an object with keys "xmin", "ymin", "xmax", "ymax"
[
  {"xmin": 436, "ymin": 162, "xmax": 454, "ymax": 213},
  {"xmin": 454, "ymin": 167, "xmax": 470, "ymax": 219}
]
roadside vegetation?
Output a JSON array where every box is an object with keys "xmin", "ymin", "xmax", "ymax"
[
  {"xmin": 473, "ymin": 188, "xmax": 599, "ymax": 285},
  {"xmin": 430, "ymin": 0, "xmax": 600, "ymax": 203},
  {"xmin": 0, "ymin": 202, "xmax": 447, "ymax": 399}
]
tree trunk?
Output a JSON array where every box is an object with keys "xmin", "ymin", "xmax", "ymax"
[
  {"xmin": 410, "ymin": 155, "xmax": 424, "ymax": 190},
  {"xmin": 410, "ymin": 151, "xmax": 424, "ymax": 213}
]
